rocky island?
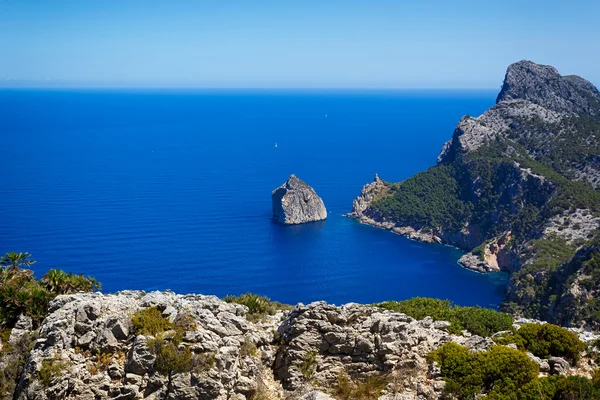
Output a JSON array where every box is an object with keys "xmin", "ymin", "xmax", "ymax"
[
  {"xmin": 349, "ymin": 60, "xmax": 600, "ymax": 329},
  {"xmin": 272, "ymin": 175, "xmax": 327, "ymax": 225}
]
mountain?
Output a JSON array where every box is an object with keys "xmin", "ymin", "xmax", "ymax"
[{"xmin": 349, "ymin": 61, "xmax": 600, "ymax": 328}]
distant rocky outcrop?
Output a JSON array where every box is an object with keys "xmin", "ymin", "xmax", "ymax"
[
  {"xmin": 348, "ymin": 60, "xmax": 600, "ymax": 327},
  {"xmin": 272, "ymin": 175, "xmax": 327, "ymax": 225}
]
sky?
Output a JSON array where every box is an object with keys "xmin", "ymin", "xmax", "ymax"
[{"xmin": 0, "ymin": 0, "xmax": 599, "ymax": 88}]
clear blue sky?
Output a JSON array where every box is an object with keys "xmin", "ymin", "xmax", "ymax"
[{"xmin": 1, "ymin": 0, "xmax": 598, "ymax": 88}]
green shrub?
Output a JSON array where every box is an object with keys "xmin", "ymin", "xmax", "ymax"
[
  {"xmin": 0, "ymin": 268, "xmax": 55, "ymax": 327},
  {"xmin": 146, "ymin": 337, "xmax": 192, "ymax": 376},
  {"xmin": 429, "ymin": 343, "xmax": 539, "ymax": 398},
  {"xmin": 223, "ymin": 293, "xmax": 291, "ymax": 322},
  {"xmin": 493, "ymin": 331, "xmax": 526, "ymax": 349},
  {"xmin": 514, "ymin": 323, "xmax": 585, "ymax": 364},
  {"xmin": 41, "ymin": 269, "xmax": 101, "ymax": 294},
  {"xmin": 0, "ymin": 330, "xmax": 36, "ymax": 400},
  {"xmin": 376, "ymin": 297, "xmax": 513, "ymax": 337},
  {"xmin": 520, "ymin": 375, "xmax": 600, "ymax": 400},
  {"xmin": 299, "ymin": 350, "xmax": 317, "ymax": 381},
  {"xmin": 38, "ymin": 356, "xmax": 71, "ymax": 387},
  {"xmin": 0, "ymin": 252, "xmax": 100, "ymax": 328},
  {"xmin": 131, "ymin": 307, "xmax": 173, "ymax": 336},
  {"xmin": 333, "ymin": 371, "xmax": 389, "ymax": 400}
]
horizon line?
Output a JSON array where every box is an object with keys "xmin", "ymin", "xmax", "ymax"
[{"xmin": 0, "ymin": 85, "xmax": 500, "ymax": 91}]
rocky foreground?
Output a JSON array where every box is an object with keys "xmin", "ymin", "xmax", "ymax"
[{"xmin": 4, "ymin": 291, "xmax": 599, "ymax": 400}]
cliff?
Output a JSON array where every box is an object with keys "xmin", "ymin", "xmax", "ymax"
[
  {"xmin": 349, "ymin": 60, "xmax": 600, "ymax": 327},
  {"xmin": 272, "ymin": 175, "xmax": 327, "ymax": 225},
  {"xmin": 4, "ymin": 291, "xmax": 599, "ymax": 400}
]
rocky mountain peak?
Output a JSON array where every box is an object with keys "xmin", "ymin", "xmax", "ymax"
[{"xmin": 496, "ymin": 60, "xmax": 600, "ymax": 115}]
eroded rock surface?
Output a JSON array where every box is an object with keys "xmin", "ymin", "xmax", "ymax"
[
  {"xmin": 272, "ymin": 175, "xmax": 327, "ymax": 225},
  {"xmin": 10, "ymin": 292, "xmax": 600, "ymax": 399},
  {"xmin": 15, "ymin": 291, "xmax": 282, "ymax": 400}
]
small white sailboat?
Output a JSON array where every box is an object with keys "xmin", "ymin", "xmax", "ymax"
[
  {"xmin": 275, "ymin": 142, "xmax": 278, "ymax": 148},
  {"xmin": 325, "ymin": 114, "xmax": 328, "ymax": 118}
]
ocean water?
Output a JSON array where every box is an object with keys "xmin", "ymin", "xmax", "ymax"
[{"xmin": 0, "ymin": 89, "xmax": 508, "ymax": 307}]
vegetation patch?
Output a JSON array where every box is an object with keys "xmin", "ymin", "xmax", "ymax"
[
  {"xmin": 376, "ymin": 297, "xmax": 513, "ymax": 337},
  {"xmin": 494, "ymin": 323, "xmax": 585, "ymax": 364},
  {"xmin": 428, "ymin": 342, "xmax": 539, "ymax": 398},
  {"xmin": 0, "ymin": 331, "xmax": 36, "ymax": 400},
  {"xmin": 430, "ymin": 342, "xmax": 599, "ymax": 399},
  {"xmin": 131, "ymin": 306, "xmax": 173, "ymax": 336},
  {"xmin": 38, "ymin": 355, "xmax": 71, "ymax": 388},
  {"xmin": 0, "ymin": 252, "xmax": 100, "ymax": 327},
  {"xmin": 299, "ymin": 350, "xmax": 318, "ymax": 381},
  {"xmin": 369, "ymin": 163, "xmax": 471, "ymax": 231},
  {"xmin": 519, "ymin": 374, "xmax": 600, "ymax": 400},
  {"xmin": 147, "ymin": 337, "xmax": 192, "ymax": 376},
  {"xmin": 332, "ymin": 371, "xmax": 389, "ymax": 400},
  {"xmin": 223, "ymin": 293, "xmax": 292, "ymax": 322}
]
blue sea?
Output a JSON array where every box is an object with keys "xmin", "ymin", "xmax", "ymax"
[{"xmin": 0, "ymin": 89, "xmax": 508, "ymax": 307}]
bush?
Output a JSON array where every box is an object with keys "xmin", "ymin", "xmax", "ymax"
[
  {"xmin": 520, "ymin": 375, "xmax": 600, "ymax": 400},
  {"xmin": 131, "ymin": 307, "xmax": 173, "ymax": 336},
  {"xmin": 223, "ymin": 293, "xmax": 291, "ymax": 322},
  {"xmin": 0, "ymin": 331, "xmax": 35, "ymax": 399},
  {"xmin": 146, "ymin": 337, "xmax": 192, "ymax": 376},
  {"xmin": 429, "ymin": 343, "xmax": 539, "ymax": 398},
  {"xmin": 514, "ymin": 323, "xmax": 585, "ymax": 364},
  {"xmin": 299, "ymin": 350, "xmax": 317, "ymax": 381},
  {"xmin": 376, "ymin": 297, "xmax": 513, "ymax": 337},
  {"xmin": 333, "ymin": 371, "xmax": 389, "ymax": 400},
  {"xmin": 38, "ymin": 356, "xmax": 71, "ymax": 387},
  {"xmin": 0, "ymin": 252, "xmax": 100, "ymax": 328},
  {"xmin": 41, "ymin": 269, "xmax": 101, "ymax": 294}
]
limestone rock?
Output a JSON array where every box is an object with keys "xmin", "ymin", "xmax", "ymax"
[
  {"xmin": 497, "ymin": 60, "xmax": 600, "ymax": 115},
  {"xmin": 272, "ymin": 175, "xmax": 327, "ymax": 224},
  {"xmin": 548, "ymin": 357, "xmax": 571, "ymax": 375},
  {"xmin": 10, "ymin": 291, "xmax": 596, "ymax": 400}
]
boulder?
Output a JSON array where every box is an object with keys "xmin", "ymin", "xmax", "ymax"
[{"xmin": 272, "ymin": 175, "xmax": 327, "ymax": 224}]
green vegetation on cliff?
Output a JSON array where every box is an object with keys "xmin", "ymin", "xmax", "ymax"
[
  {"xmin": 429, "ymin": 342, "xmax": 600, "ymax": 399},
  {"xmin": 0, "ymin": 252, "xmax": 101, "ymax": 327},
  {"xmin": 376, "ymin": 297, "xmax": 513, "ymax": 337},
  {"xmin": 428, "ymin": 342, "xmax": 539, "ymax": 398},
  {"xmin": 494, "ymin": 323, "xmax": 585, "ymax": 364},
  {"xmin": 370, "ymin": 163, "xmax": 471, "ymax": 230},
  {"xmin": 224, "ymin": 292, "xmax": 292, "ymax": 322}
]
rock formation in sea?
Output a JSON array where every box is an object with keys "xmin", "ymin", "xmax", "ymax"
[
  {"xmin": 272, "ymin": 175, "xmax": 327, "ymax": 225},
  {"xmin": 7, "ymin": 291, "xmax": 599, "ymax": 400},
  {"xmin": 348, "ymin": 60, "xmax": 600, "ymax": 328}
]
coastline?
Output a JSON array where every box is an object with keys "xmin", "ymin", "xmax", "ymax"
[{"xmin": 344, "ymin": 212, "xmax": 498, "ymax": 275}]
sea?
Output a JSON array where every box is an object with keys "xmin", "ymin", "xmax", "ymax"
[{"xmin": 0, "ymin": 88, "xmax": 508, "ymax": 307}]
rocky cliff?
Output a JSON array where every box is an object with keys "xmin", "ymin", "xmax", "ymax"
[
  {"xmin": 272, "ymin": 175, "xmax": 327, "ymax": 225},
  {"xmin": 4, "ymin": 291, "xmax": 599, "ymax": 400},
  {"xmin": 349, "ymin": 60, "xmax": 600, "ymax": 327}
]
